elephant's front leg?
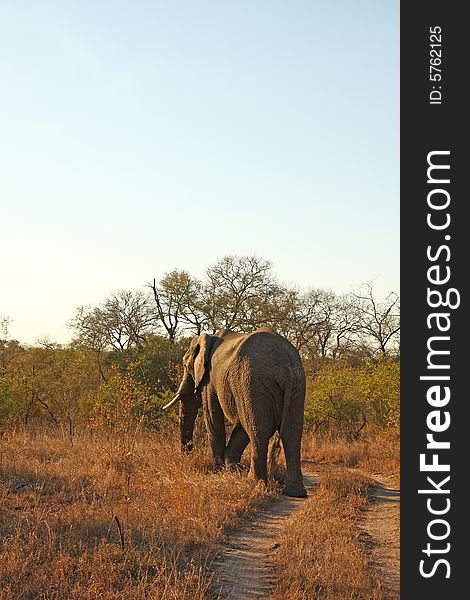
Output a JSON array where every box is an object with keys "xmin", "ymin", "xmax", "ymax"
[
  {"xmin": 225, "ymin": 425, "xmax": 250, "ymax": 471},
  {"xmin": 203, "ymin": 389, "xmax": 226, "ymax": 469}
]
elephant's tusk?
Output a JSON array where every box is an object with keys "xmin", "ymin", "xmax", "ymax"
[{"xmin": 162, "ymin": 394, "xmax": 181, "ymax": 410}]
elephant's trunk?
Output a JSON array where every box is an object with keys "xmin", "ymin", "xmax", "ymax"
[{"xmin": 179, "ymin": 398, "xmax": 199, "ymax": 451}]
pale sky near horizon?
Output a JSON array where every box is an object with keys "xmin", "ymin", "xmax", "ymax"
[{"xmin": 0, "ymin": 1, "xmax": 399, "ymax": 345}]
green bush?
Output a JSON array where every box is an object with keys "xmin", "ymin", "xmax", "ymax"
[{"xmin": 305, "ymin": 359, "xmax": 399, "ymax": 437}]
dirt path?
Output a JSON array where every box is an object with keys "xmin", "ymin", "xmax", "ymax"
[
  {"xmin": 210, "ymin": 469, "xmax": 400, "ymax": 600},
  {"xmin": 210, "ymin": 473, "xmax": 318, "ymax": 599},
  {"xmin": 362, "ymin": 474, "xmax": 400, "ymax": 598}
]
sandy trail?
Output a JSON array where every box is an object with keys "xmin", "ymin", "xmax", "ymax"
[
  {"xmin": 210, "ymin": 473, "xmax": 318, "ymax": 599},
  {"xmin": 362, "ymin": 474, "xmax": 400, "ymax": 598},
  {"xmin": 210, "ymin": 468, "xmax": 400, "ymax": 600}
]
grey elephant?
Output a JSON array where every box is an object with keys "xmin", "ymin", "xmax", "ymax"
[{"xmin": 163, "ymin": 327, "xmax": 307, "ymax": 497}]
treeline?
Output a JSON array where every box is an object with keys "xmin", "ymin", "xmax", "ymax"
[{"xmin": 0, "ymin": 256, "xmax": 400, "ymax": 437}]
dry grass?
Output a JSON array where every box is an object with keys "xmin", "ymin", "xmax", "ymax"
[
  {"xmin": 269, "ymin": 428, "xmax": 400, "ymax": 599},
  {"xmin": 0, "ymin": 426, "xmax": 399, "ymax": 599},
  {"xmin": 0, "ymin": 427, "xmax": 276, "ymax": 599},
  {"xmin": 302, "ymin": 427, "xmax": 400, "ymax": 476},
  {"xmin": 269, "ymin": 469, "xmax": 393, "ymax": 600},
  {"xmin": 359, "ymin": 428, "xmax": 400, "ymax": 477}
]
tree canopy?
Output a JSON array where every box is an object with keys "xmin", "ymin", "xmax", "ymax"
[{"xmin": 1, "ymin": 255, "xmax": 399, "ymax": 434}]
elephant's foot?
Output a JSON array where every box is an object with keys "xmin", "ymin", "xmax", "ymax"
[{"xmin": 283, "ymin": 482, "xmax": 307, "ymax": 498}]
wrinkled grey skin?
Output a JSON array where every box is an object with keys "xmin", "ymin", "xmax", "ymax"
[{"xmin": 174, "ymin": 328, "xmax": 307, "ymax": 497}]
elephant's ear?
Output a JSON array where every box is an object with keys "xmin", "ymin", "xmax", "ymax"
[{"xmin": 193, "ymin": 333, "xmax": 214, "ymax": 389}]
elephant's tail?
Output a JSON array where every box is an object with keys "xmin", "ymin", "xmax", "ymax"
[{"xmin": 278, "ymin": 376, "xmax": 294, "ymax": 443}]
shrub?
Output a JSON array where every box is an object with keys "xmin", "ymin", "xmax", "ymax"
[{"xmin": 305, "ymin": 359, "xmax": 399, "ymax": 438}]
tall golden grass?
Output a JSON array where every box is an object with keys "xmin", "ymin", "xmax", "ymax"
[
  {"xmin": 302, "ymin": 427, "xmax": 400, "ymax": 475},
  {"xmin": 269, "ymin": 469, "xmax": 394, "ymax": 600},
  {"xmin": 0, "ymin": 425, "xmax": 399, "ymax": 599},
  {"xmin": 0, "ymin": 427, "xmax": 275, "ymax": 599}
]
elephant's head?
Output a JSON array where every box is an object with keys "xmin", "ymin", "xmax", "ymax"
[{"xmin": 163, "ymin": 333, "xmax": 215, "ymax": 450}]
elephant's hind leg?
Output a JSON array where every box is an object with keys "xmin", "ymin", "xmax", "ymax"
[
  {"xmin": 281, "ymin": 430, "xmax": 307, "ymax": 497},
  {"xmin": 225, "ymin": 425, "xmax": 250, "ymax": 471}
]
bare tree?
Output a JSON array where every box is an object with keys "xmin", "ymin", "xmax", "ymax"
[
  {"xmin": 271, "ymin": 288, "xmax": 324, "ymax": 352},
  {"xmin": 319, "ymin": 293, "xmax": 361, "ymax": 360},
  {"xmin": 310, "ymin": 290, "xmax": 338, "ymax": 358},
  {"xmin": 105, "ymin": 290, "xmax": 153, "ymax": 348},
  {"xmin": 148, "ymin": 270, "xmax": 205, "ymax": 341},
  {"xmin": 70, "ymin": 290, "xmax": 154, "ymax": 353},
  {"xmin": 353, "ymin": 283, "xmax": 400, "ymax": 356},
  {"xmin": 203, "ymin": 256, "xmax": 276, "ymax": 332}
]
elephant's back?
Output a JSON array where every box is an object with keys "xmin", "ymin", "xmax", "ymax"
[
  {"xmin": 231, "ymin": 331, "xmax": 305, "ymax": 431},
  {"xmin": 214, "ymin": 330, "xmax": 305, "ymax": 431},
  {"xmin": 233, "ymin": 329, "xmax": 304, "ymax": 383}
]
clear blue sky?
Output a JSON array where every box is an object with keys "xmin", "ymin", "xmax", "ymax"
[{"xmin": 0, "ymin": 1, "xmax": 399, "ymax": 344}]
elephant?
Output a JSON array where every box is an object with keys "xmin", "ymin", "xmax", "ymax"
[{"xmin": 163, "ymin": 327, "xmax": 307, "ymax": 497}]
